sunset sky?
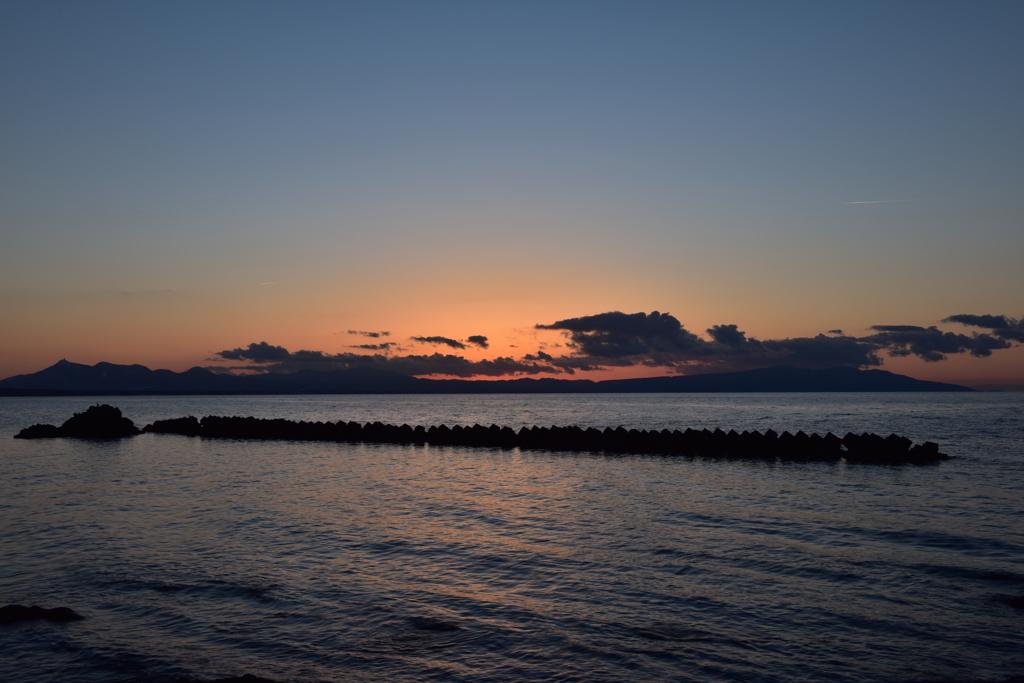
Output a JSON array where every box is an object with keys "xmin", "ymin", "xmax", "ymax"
[{"xmin": 2, "ymin": 1, "xmax": 1022, "ymax": 385}]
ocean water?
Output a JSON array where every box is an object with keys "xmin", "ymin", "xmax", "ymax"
[{"xmin": 0, "ymin": 393, "xmax": 1022, "ymax": 683}]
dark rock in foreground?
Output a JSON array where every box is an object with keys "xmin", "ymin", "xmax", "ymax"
[
  {"xmin": 0, "ymin": 604, "xmax": 83, "ymax": 624},
  {"xmin": 14, "ymin": 404, "xmax": 141, "ymax": 439},
  {"xmin": 172, "ymin": 676, "xmax": 279, "ymax": 683}
]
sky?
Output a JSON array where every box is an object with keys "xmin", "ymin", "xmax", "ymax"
[{"xmin": 2, "ymin": 1, "xmax": 1022, "ymax": 386}]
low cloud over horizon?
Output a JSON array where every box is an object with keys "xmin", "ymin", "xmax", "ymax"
[
  {"xmin": 210, "ymin": 311, "xmax": 1023, "ymax": 378},
  {"xmin": 347, "ymin": 330, "xmax": 390, "ymax": 338}
]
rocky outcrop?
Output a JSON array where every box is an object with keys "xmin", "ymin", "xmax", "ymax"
[
  {"xmin": 14, "ymin": 404, "xmax": 141, "ymax": 439},
  {"xmin": 13, "ymin": 423, "xmax": 62, "ymax": 438},
  {"xmin": 0, "ymin": 604, "xmax": 83, "ymax": 624}
]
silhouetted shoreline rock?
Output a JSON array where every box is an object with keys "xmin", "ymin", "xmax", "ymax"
[
  {"xmin": 0, "ymin": 604, "xmax": 83, "ymax": 624},
  {"xmin": 14, "ymin": 404, "xmax": 141, "ymax": 439},
  {"xmin": 14, "ymin": 423, "xmax": 63, "ymax": 438}
]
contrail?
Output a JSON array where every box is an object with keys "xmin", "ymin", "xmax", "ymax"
[{"xmin": 845, "ymin": 199, "xmax": 919, "ymax": 204}]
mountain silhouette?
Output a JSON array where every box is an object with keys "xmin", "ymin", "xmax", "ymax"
[{"xmin": 0, "ymin": 360, "xmax": 973, "ymax": 395}]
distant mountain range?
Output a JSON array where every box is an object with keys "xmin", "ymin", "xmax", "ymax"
[{"xmin": 0, "ymin": 359, "xmax": 974, "ymax": 395}]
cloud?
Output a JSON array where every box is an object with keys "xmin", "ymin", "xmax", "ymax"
[
  {"xmin": 943, "ymin": 314, "xmax": 1011, "ymax": 328},
  {"xmin": 350, "ymin": 343, "xmax": 397, "ymax": 351},
  {"xmin": 411, "ymin": 335, "xmax": 467, "ymax": 350},
  {"xmin": 943, "ymin": 314, "xmax": 1024, "ymax": 343},
  {"xmin": 845, "ymin": 199, "xmax": 918, "ymax": 204},
  {"xmin": 348, "ymin": 330, "xmax": 390, "ymax": 338},
  {"xmin": 216, "ymin": 341, "xmax": 292, "ymax": 363},
  {"xmin": 536, "ymin": 310, "xmax": 1020, "ymax": 372},
  {"xmin": 861, "ymin": 324, "xmax": 1011, "ymax": 362},
  {"xmin": 738, "ymin": 334, "xmax": 883, "ymax": 369},
  {"xmin": 707, "ymin": 324, "xmax": 746, "ymax": 346},
  {"xmin": 869, "ymin": 325, "xmax": 927, "ymax": 332},
  {"xmin": 537, "ymin": 311, "xmax": 703, "ymax": 357},
  {"xmin": 213, "ymin": 345, "xmax": 557, "ymax": 377},
  {"xmin": 535, "ymin": 311, "xmax": 877, "ymax": 372},
  {"xmin": 215, "ymin": 343, "xmax": 354, "ymax": 365},
  {"xmin": 371, "ymin": 354, "xmax": 555, "ymax": 377},
  {"xmin": 214, "ymin": 310, "xmax": 1021, "ymax": 379}
]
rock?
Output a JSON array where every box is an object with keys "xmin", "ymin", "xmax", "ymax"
[
  {"xmin": 0, "ymin": 604, "xmax": 83, "ymax": 624},
  {"xmin": 13, "ymin": 405, "xmax": 140, "ymax": 439},
  {"xmin": 58, "ymin": 404, "xmax": 141, "ymax": 438},
  {"xmin": 14, "ymin": 423, "xmax": 62, "ymax": 439}
]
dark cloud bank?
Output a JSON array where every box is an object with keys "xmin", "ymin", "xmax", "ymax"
[{"xmin": 214, "ymin": 312, "xmax": 1022, "ymax": 378}]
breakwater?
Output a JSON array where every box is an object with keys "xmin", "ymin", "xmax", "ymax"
[
  {"xmin": 13, "ymin": 405, "xmax": 950, "ymax": 464},
  {"xmin": 142, "ymin": 414, "xmax": 948, "ymax": 465}
]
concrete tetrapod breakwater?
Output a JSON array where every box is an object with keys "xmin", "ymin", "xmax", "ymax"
[{"xmin": 140, "ymin": 414, "xmax": 949, "ymax": 465}]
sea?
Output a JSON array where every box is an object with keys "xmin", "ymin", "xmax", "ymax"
[{"xmin": 0, "ymin": 393, "xmax": 1022, "ymax": 683}]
